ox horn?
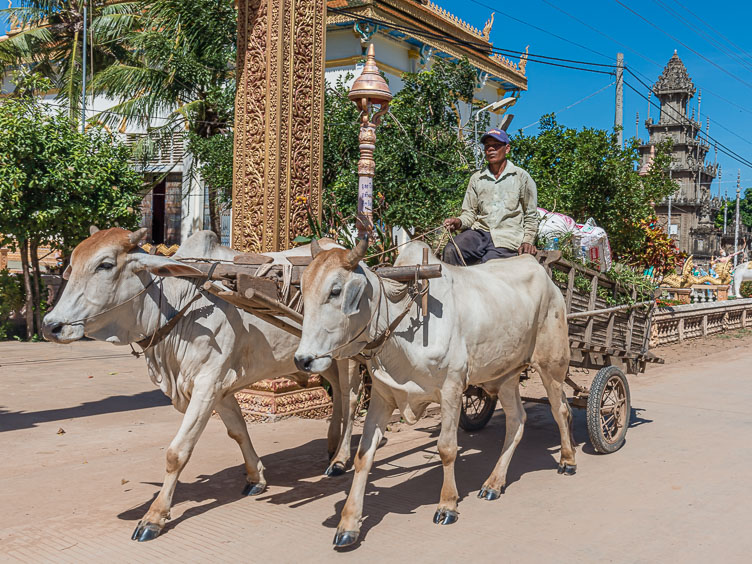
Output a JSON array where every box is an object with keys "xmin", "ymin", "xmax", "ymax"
[
  {"xmin": 89, "ymin": 225, "xmax": 100, "ymax": 235},
  {"xmin": 346, "ymin": 236, "xmax": 368, "ymax": 270},
  {"xmin": 311, "ymin": 238, "xmax": 323, "ymax": 259},
  {"xmin": 128, "ymin": 228, "xmax": 148, "ymax": 246}
]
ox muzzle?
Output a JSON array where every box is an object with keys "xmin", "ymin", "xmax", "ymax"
[
  {"xmin": 42, "ymin": 313, "xmax": 85, "ymax": 343},
  {"xmin": 294, "ymin": 352, "xmax": 333, "ymax": 374}
]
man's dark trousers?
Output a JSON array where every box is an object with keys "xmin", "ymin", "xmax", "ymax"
[{"xmin": 442, "ymin": 228, "xmax": 517, "ymax": 265}]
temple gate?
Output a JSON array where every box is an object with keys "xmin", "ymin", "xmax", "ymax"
[{"xmin": 232, "ymin": 0, "xmax": 327, "ymax": 252}]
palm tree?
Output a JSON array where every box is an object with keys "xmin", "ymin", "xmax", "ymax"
[
  {"xmin": 90, "ymin": 0, "xmax": 237, "ymax": 235},
  {"xmin": 0, "ymin": 1, "xmax": 139, "ymax": 120}
]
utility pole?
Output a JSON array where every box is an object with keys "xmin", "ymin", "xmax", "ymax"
[
  {"xmin": 615, "ymin": 53, "xmax": 624, "ymax": 147},
  {"xmin": 81, "ymin": 5, "xmax": 87, "ymax": 134},
  {"xmin": 668, "ymin": 167, "xmax": 672, "ymax": 238},
  {"xmin": 734, "ymin": 172, "xmax": 741, "ymax": 267}
]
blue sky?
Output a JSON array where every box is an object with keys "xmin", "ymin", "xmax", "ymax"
[
  {"xmin": 3, "ymin": 2, "xmax": 750, "ymax": 194},
  {"xmin": 442, "ymin": 0, "xmax": 752, "ymax": 195}
]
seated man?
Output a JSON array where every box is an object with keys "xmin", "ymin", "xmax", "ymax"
[{"xmin": 443, "ymin": 128, "xmax": 539, "ymax": 265}]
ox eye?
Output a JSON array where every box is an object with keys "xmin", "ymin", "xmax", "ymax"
[
  {"xmin": 330, "ymin": 286, "xmax": 341, "ymax": 298},
  {"xmin": 96, "ymin": 262, "xmax": 115, "ymax": 272}
]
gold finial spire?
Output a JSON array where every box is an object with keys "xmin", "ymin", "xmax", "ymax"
[{"xmin": 482, "ymin": 12, "xmax": 494, "ymax": 40}]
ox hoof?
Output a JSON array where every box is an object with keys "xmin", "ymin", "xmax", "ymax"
[
  {"xmin": 477, "ymin": 485, "xmax": 504, "ymax": 500},
  {"xmin": 325, "ymin": 462, "xmax": 346, "ymax": 477},
  {"xmin": 557, "ymin": 463, "xmax": 577, "ymax": 476},
  {"xmin": 333, "ymin": 530, "xmax": 359, "ymax": 548},
  {"xmin": 432, "ymin": 508, "xmax": 459, "ymax": 525},
  {"xmin": 131, "ymin": 521, "xmax": 161, "ymax": 542},
  {"xmin": 242, "ymin": 482, "xmax": 266, "ymax": 496}
]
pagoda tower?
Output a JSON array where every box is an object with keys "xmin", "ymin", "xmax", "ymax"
[{"xmin": 639, "ymin": 51, "xmax": 720, "ymax": 258}]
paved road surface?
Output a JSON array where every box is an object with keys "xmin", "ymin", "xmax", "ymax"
[{"xmin": 1, "ymin": 336, "xmax": 750, "ymax": 563}]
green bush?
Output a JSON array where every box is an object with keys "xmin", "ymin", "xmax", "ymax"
[
  {"xmin": 740, "ymin": 281, "xmax": 752, "ymax": 299},
  {"xmin": 0, "ymin": 270, "xmax": 23, "ymax": 340}
]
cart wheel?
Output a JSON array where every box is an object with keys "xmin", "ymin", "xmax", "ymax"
[
  {"xmin": 459, "ymin": 386, "xmax": 496, "ymax": 431},
  {"xmin": 587, "ymin": 366, "xmax": 631, "ymax": 454}
]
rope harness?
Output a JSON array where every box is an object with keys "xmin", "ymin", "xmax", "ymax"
[
  {"xmin": 312, "ymin": 266, "xmax": 429, "ymax": 363},
  {"xmin": 129, "ymin": 262, "xmax": 219, "ymax": 358}
]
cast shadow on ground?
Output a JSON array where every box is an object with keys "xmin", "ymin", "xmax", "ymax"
[
  {"xmin": 0, "ymin": 390, "xmax": 170, "ymax": 432},
  {"xmin": 116, "ymin": 401, "xmax": 653, "ymax": 543}
]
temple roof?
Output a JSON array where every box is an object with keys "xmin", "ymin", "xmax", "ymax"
[
  {"xmin": 327, "ymin": 0, "xmax": 527, "ymax": 91},
  {"xmin": 653, "ymin": 51, "xmax": 695, "ymax": 97}
]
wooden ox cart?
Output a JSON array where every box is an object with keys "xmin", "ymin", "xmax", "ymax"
[
  {"xmin": 459, "ymin": 251, "xmax": 662, "ymax": 454},
  {"xmin": 177, "ymin": 245, "xmax": 660, "ymax": 455}
]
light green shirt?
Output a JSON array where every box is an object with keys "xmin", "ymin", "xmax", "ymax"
[{"xmin": 457, "ymin": 160, "xmax": 539, "ymax": 250}]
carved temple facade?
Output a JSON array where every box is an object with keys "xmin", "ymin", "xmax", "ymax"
[
  {"xmin": 232, "ymin": 0, "xmax": 529, "ymax": 252},
  {"xmin": 638, "ymin": 52, "xmax": 721, "ymax": 259}
]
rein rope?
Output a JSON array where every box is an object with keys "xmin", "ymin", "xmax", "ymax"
[{"xmin": 365, "ymin": 224, "xmax": 468, "ymax": 267}]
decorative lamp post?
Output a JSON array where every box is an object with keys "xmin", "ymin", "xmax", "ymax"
[
  {"xmin": 734, "ymin": 173, "xmax": 741, "ymax": 268},
  {"xmin": 348, "ymin": 43, "xmax": 392, "ymax": 239}
]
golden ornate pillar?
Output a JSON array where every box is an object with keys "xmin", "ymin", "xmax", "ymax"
[{"xmin": 232, "ymin": 0, "xmax": 326, "ymax": 252}]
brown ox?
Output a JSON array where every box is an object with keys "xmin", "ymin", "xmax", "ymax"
[
  {"xmin": 294, "ymin": 239, "xmax": 574, "ymax": 548},
  {"xmin": 42, "ymin": 227, "xmax": 360, "ymax": 541}
]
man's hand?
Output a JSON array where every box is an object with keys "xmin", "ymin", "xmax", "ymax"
[
  {"xmin": 518, "ymin": 242, "xmax": 537, "ymax": 256},
  {"xmin": 443, "ymin": 217, "xmax": 462, "ymax": 232}
]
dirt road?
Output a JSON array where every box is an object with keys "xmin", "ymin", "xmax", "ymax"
[{"xmin": 1, "ymin": 334, "xmax": 751, "ymax": 563}]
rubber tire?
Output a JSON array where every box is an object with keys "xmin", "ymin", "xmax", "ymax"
[
  {"xmin": 587, "ymin": 365, "xmax": 631, "ymax": 454},
  {"xmin": 459, "ymin": 386, "xmax": 496, "ymax": 431}
]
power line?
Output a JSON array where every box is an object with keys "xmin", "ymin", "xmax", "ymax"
[
  {"xmin": 652, "ymin": 0, "xmax": 752, "ymax": 74},
  {"xmin": 539, "ymin": 0, "xmax": 663, "ymax": 68},
  {"xmin": 626, "ymin": 68, "xmax": 752, "ymax": 160},
  {"xmin": 669, "ymin": 0, "xmax": 752, "ymax": 64},
  {"xmin": 627, "ymin": 67, "xmax": 752, "ymax": 151},
  {"xmin": 623, "ymin": 77, "xmax": 752, "ymax": 169},
  {"xmin": 329, "ymin": 7, "xmax": 615, "ymax": 75},
  {"xmin": 519, "ymin": 81, "xmax": 615, "ymax": 131},
  {"xmin": 463, "ymin": 0, "xmax": 613, "ymax": 61},
  {"xmin": 628, "ymin": 63, "xmax": 752, "ymax": 117},
  {"xmin": 623, "ymin": 74, "xmax": 752, "ymax": 170},
  {"xmin": 613, "ymin": 0, "xmax": 752, "ymax": 92}
]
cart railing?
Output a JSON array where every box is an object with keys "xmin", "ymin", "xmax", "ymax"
[{"xmin": 537, "ymin": 251, "xmax": 660, "ymax": 374}]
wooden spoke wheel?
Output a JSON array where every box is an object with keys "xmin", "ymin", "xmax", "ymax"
[
  {"xmin": 587, "ymin": 366, "xmax": 631, "ymax": 454},
  {"xmin": 459, "ymin": 385, "xmax": 496, "ymax": 431}
]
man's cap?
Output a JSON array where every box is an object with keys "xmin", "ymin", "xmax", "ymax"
[{"xmin": 481, "ymin": 129, "xmax": 510, "ymax": 144}]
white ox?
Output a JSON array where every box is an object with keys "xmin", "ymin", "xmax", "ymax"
[
  {"xmin": 42, "ymin": 227, "xmax": 360, "ymax": 542},
  {"xmin": 294, "ymin": 239, "xmax": 574, "ymax": 548},
  {"xmin": 732, "ymin": 261, "xmax": 752, "ymax": 297}
]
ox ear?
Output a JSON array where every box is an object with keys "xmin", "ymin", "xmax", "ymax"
[
  {"xmin": 128, "ymin": 228, "xmax": 148, "ymax": 246},
  {"xmin": 89, "ymin": 225, "xmax": 100, "ymax": 235},
  {"xmin": 131, "ymin": 253, "xmax": 205, "ymax": 278},
  {"xmin": 342, "ymin": 274, "xmax": 367, "ymax": 316},
  {"xmin": 63, "ymin": 264, "xmax": 72, "ymax": 280}
]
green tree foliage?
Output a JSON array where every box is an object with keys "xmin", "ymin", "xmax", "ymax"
[
  {"xmin": 0, "ymin": 1, "xmax": 138, "ymax": 119},
  {"xmin": 715, "ymin": 187, "xmax": 752, "ymax": 231},
  {"xmin": 511, "ymin": 115, "xmax": 678, "ymax": 262},
  {"xmin": 187, "ymin": 130, "xmax": 234, "ymax": 205},
  {"xmin": 0, "ymin": 270, "xmax": 23, "ymax": 340},
  {"xmin": 323, "ymin": 59, "xmax": 481, "ymax": 241},
  {"xmin": 0, "ymin": 89, "xmax": 142, "ymax": 339},
  {"xmin": 90, "ymin": 0, "xmax": 236, "ymax": 234}
]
